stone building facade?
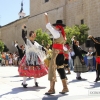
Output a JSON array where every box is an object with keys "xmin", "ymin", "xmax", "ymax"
[
  {"xmin": 0, "ymin": 16, "xmax": 29, "ymax": 52},
  {"xmin": 0, "ymin": 0, "xmax": 100, "ymax": 52},
  {"xmin": 29, "ymin": 0, "xmax": 100, "ymax": 36}
]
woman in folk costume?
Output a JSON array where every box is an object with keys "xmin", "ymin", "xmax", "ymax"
[
  {"xmin": 71, "ymin": 36, "xmax": 88, "ymax": 80},
  {"xmin": 18, "ymin": 25, "xmax": 48, "ymax": 88},
  {"xmin": 88, "ymin": 35, "xmax": 100, "ymax": 82},
  {"xmin": 44, "ymin": 13, "xmax": 69, "ymax": 95}
]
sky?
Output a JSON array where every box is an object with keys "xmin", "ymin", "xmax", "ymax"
[{"xmin": 0, "ymin": 0, "xmax": 30, "ymax": 26}]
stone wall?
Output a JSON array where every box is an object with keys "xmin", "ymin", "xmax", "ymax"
[
  {"xmin": 66, "ymin": 0, "xmax": 100, "ymax": 36},
  {"xmin": 29, "ymin": 0, "xmax": 66, "ymax": 31},
  {"xmin": 0, "ymin": 16, "xmax": 28, "ymax": 52}
]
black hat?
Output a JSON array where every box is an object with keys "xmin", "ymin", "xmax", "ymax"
[
  {"xmin": 52, "ymin": 20, "xmax": 66, "ymax": 27},
  {"xmin": 95, "ymin": 37, "xmax": 100, "ymax": 42}
]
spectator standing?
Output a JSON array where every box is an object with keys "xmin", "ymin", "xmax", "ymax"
[
  {"xmin": 1, "ymin": 52, "xmax": 5, "ymax": 66},
  {"xmin": 5, "ymin": 52, "xmax": 9, "ymax": 66},
  {"xmin": 69, "ymin": 48, "xmax": 75, "ymax": 70},
  {"xmin": 86, "ymin": 47, "xmax": 94, "ymax": 71}
]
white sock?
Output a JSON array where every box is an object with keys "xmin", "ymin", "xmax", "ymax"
[
  {"xmin": 79, "ymin": 73, "xmax": 81, "ymax": 77},
  {"xmin": 77, "ymin": 73, "xmax": 80, "ymax": 77},
  {"xmin": 23, "ymin": 77, "xmax": 27, "ymax": 84},
  {"xmin": 77, "ymin": 73, "xmax": 81, "ymax": 77},
  {"xmin": 34, "ymin": 78, "xmax": 37, "ymax": 84}
]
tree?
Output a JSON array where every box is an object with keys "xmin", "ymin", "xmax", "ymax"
[
  {"xmin": 65, "ymin": 24, "xmax": 89, "ymax": 45},
  {"xmin": 35, "ymin": 29, "xmax": 52, "ymax": 47},
  {"xmin": 0, "ymin": 40, "xmax": 4, "ymax": 52}
]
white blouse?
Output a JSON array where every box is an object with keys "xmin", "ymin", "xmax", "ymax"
[
  {"xmin": 46, "ymin": 23, "xmax": 68, "ymax": 52},
  {"xmin": 46, "ymin": 23, "xmax": 60, "ymax": 39}
]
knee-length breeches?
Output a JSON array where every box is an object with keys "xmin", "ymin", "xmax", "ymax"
[{"xmin": 57, "ymin": 68, "xmax": 66, "ymax": 79}]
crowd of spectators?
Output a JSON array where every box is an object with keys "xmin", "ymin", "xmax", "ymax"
[{"xmin": 0, "ymin": 52, "xmax": 19, "ymax": 66}]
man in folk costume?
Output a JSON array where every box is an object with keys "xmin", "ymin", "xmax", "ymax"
[
  {"xmin": 14, "ymin": 41, "xmax": 25, "ymax": 65},
  {"xmin": 88, "ymin": 35, "xmax": 100, "ymax": 82},
  {"xmin": 44, "ymin": 13, "xmax": 69, "ymax": 95}
]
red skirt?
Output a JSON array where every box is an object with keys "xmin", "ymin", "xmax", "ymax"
[
  {"xmin": 96, "ymin": 56, "xmax": 100, "ymax": 64},
  {"xmin": 18, "ymin": 56, "xmax": 48, "ymax": 78}
]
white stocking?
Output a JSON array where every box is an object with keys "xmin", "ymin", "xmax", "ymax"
[
  {"xmin": 77, "ymin": 73, "xmax": 81, "ymax": 77},
  {"xmin": 34, "ymin": 78, "xmax": 37, "ymax": 83},
  {"xmin": 23, "ymin": 77, "xmax": 27, "ymax": 84}
]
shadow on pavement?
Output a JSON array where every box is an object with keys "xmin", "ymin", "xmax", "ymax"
[
  {"xmin": 68, "ymin": 78, "xmax": 87, "ymax": 83},
  {"xmin": 0, "ymin": 86, "xmax": 46, "ymax": 98},
  {"xmin": 1, "ymin": 75, "xmax": 19, "ymax": 78},
  {"xmin": 85, "ymin": 82, "xmax": 100, "ymax": 89},
  {"xmin": 41, "ymin": 94, "xmax": 68, "ymax": 100}
]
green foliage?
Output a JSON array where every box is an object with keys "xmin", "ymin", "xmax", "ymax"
[
  {"xmin": 65, "ymin": 24, "xmax": 89, "ymax": 45},
  {"xmin": 35, "ymin": 29, "xmax": 52, "ymax": 47},
  {"xmin": 0, "ymin": 40, "xmax": 4, "ymax": 52}
]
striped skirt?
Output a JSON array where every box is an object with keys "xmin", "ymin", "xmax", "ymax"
[{"xmin": 74, "ymin": 56, "xmax": 88, "ymax": 73}]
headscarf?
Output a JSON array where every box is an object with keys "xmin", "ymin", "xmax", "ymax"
[{"xmin": 55, "ymin": 25, "xmax": 66, "ymax": 40}]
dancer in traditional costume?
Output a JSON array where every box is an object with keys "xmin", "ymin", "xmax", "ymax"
[
  {"xmin": 44, "ymin": 13, "xmax": 69, "ymax": 95},
  {"xmin": 14, "ymin": 41, "xmax": 25, "ymax": 65},
  {"xmin": 71, "ymin": 36, "xmax": 88, "ymax": 80},
  {"xmin": 18, "ymin": 25, "xmax": 48, "ymax": 88},
  {"xmin": 88, "ymin": 35, "xmax": 100, "ymax": 82}
]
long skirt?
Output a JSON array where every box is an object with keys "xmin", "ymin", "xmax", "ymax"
[
  {"xmin": 74, "ymin": 56, "xmax": 88, "ymax": 73},
  {"xmin": 18, "ymin": 56, "xmax": 48, "ymax": 78}
]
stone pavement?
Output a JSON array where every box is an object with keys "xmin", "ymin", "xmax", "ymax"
[{"xmin": 0, "ymin": 66, "xmax": 100, "ymax": 100}]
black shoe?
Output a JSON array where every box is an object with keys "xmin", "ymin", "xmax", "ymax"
[
  {"xmin": 94, "ymin": 80, "xmax": 97, "ymax": 82},
  {"xmin": 35, "ymin": 82, "xmax": 38, "ymax": 87},
  {"xmin": 21, "ymin": 83, "xmax": 27, "ymax": 88},
  {"xmin": 76, "ymin": 77, "xmax": 82, "ymax": 80},
  {"xmin": 79, "ymin": 77, "xmax": 82, "ymax": 80},
  {"xmin": 59, "ymin": 91, "xmax": 69, "ymax": 94},
  {"xmin": 94, "ymin": 79, "xmax": 99, "ymax": 82},
  {"xmin": 45, "ymin": 92, "xmax": 55, "ymax": 95}
]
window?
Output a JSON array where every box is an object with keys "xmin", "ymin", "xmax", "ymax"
[
  {"xmin": 81, "ymin": 19, "xmax": 84, "ymax": 24},
  {"xmin": 45, "ymin": 0, "xmax": 49, "ymax": 3}
]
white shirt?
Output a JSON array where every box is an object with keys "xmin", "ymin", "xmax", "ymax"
[
  {"xmin": 46, "ymin": 23, "xmax": 68, "ymax": 52},
  {"xmin": 70, "ymin": 51, "xmax": 75, "ymax": 56},
  {"xmin": 69, "ymin": 51, "xmax": 75, "ymax": 59},
  {"xmin": 86, "ymin": 52, "xmax": 93, "ymax": 59},
  {"xmin": 46, "ymin": 23, "xmax": 60, "ymax": 39},
  {"xmin": 68, "ymin": 52, "xmax": 71, "ymax": 60}
]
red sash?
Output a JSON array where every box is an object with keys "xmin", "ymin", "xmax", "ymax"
[
  {"xmin": 96, "ymin": 56, "xmax": 100, "ymax": 64},
  {"xmin": 52, "ymin": 43, "xmax": 63, "ymax": 50}
]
